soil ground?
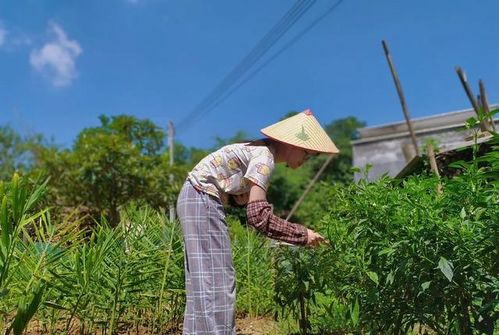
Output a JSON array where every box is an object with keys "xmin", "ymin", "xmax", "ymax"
[
  {"xmin": 236, "ymin": 315, "xmax": 282, "ymax": 335},
  {"xmin": 23, "ymin": 315, "xmax": 283, "ymax": 334}
]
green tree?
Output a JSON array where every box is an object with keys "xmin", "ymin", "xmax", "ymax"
[
  {"xmin": 269, "ymin": 116, "xmax": 365, "ymax": 218},
  {"xmin": 295, "ymin": 117, "xmax": 365, "ymax": 225},
  {"xmin": 0, "ymin": 126, "xmax": 45, "ymax": 180},
  {"xmin": 188, "ymin": 147, "xmax": 210, "ymax": 167},
  {"xmin": 212, "ymin": 130, "xmax": 250, "ymax": 150},
  {"xmin": 313, "ymin": 116, "xmax": 366, "ymax": 184},
  {"xmin": 36, "ymin": 115, "xmax": 187, "ymax": 227},
  {"xmin": 267, "ymin": 163, "xmax": 313, "ymax": 217}
]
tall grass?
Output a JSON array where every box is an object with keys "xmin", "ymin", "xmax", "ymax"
[
  {"xmin": 0, "ymin": 174, "xmax": 279, "ymax": 334},
  {"xmin": 0, "ymin": 174, "xmax": 186, "ymax": 334},
  {"xmin": 230, "ymin": 219, "xmax": 275, "ymax": 317}
]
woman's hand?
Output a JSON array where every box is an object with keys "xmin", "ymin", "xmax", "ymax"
[{"xmin": 306, "ymin": 229, "xmax": 328, "ymax": 247}]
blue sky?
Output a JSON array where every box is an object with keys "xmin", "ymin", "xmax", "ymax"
[{"xmin": 1, "ymin": 0, "xmax": 498, "ymax": 149}]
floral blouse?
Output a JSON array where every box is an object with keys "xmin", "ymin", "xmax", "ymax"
[{"xmin": 187, "ymin": 142, "xmax": 275, "ymax": 204}]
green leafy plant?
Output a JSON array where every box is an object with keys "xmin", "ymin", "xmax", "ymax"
[
  {"xmin": 274, "ymin": 246, "xmax": 339, "ymax": 335},
  {"xmin": 322, "ymin": 155, "xmax": 498, "ymax": 333},
  {"xmin": 231, "ymin": 217, "xmax": 275, "ymax": 317}
]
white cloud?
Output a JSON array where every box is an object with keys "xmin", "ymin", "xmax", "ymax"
[
  {"xmin": 11, "ymin": 34, "xmax": 32, "ymax": 47},
  {"xmin": 0, "ymin": 26, "xmax": 7, "ymax": 47},
  {"xmin": 30, "ymin": 22, "xmax": 82, "ymax": 87},
  {"xmin": 0, "ymin": 23, "xmax": 31, "ymax": 50}
]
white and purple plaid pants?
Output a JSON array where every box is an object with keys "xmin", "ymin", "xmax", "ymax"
[{"xmin": 176, "ymin": 180, "xmax": 236, "ymax": 335}]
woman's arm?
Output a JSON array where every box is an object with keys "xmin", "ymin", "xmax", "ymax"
[{"xmin": 246, "ymin": 183, "xmax": 327, "ymax": 247}]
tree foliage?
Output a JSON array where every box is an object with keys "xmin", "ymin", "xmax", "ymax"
[
  {"xmin": 270, "ymin": 116, "xmax": 365, "ymax": 218},
  {"xmin": 0, "ymin": 114, "xmax": 365, "ymax": 228},
  {"xmin": 0, "ymin": 126, "xmax": 45, "ymax": 181},
  {"xmin": 313, "ymin": 116, "xmax": 366, "ymax": 184},
  {"xmin": 34, "ymin": 115, "xmax": 187, "ymax": 226}
]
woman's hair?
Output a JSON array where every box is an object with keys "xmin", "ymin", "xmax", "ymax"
[
  {"xmin": 246, "ymin": 138, "xmax": 274, "ymax": 147},
  {"xmin": 223, "ymin": 138, "xmax": 274, "ymax": 149}
]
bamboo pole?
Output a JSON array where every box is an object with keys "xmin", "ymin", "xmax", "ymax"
[
  {"xmin": 426, "ymin": 143, "xmax": 442, "ymax": 194},
  {"xmin": 479, "ymin": 80, "xmax": 496, "ymax": 131},
  {"xmin": 286, "ymin": 155, "xmax": 335, "ymax": 221},
  {"xmin": 455, "ymin": 67, "xmax": 489, "ymax": 132},
  {"xmin": 382, "ymin": 40, "xmax": 420, "ymax": 156},
  {"xmin": 272, "ymin": 155, "xmax": 335, "ymax": 247}
]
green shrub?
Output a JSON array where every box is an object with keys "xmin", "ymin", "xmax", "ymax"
[{"xmin": 322, "ymin": 147, "xmax": 498, "ymax": 333}]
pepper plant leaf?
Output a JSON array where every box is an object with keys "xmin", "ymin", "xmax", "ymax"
[
  {"xmin": 438, "ymin": 257, "xmax": 454, "ymax": 282},
  {"xmin": 367, "ymin": 271, "xmax": 379, "ymax": 286}
]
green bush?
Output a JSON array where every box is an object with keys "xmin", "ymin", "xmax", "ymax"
[
  {"xmin": 321, "ymin": 145, "xmax": 498, "ymax": 333},
  {"xmin": 272, "ymin": 128, "xmax": 498, "ymax": 334}
]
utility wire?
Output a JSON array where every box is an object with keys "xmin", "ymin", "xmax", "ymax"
[
  {"xmin": 193, "ymin": 0, "xmax": 310, "ymax": 113},
  {"xmin": 177, "ymin": 0, "xmax": 316, "ymax": 132},
  {"xmin": 202, "ymin": 0, "xmax": 345, "ymax": 115},
  {"xmin": 177, "ymin": 0, "xmax": 314, "ymax": 131},
  {"xmin": 178, "ymin": 0, "xmax": 312, "ymax": 125}
]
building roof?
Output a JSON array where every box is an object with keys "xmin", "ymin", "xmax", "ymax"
[
  {"xmin": 352, "ymin": 105, "xmax": 498, "ymax": 181},
  {"xmin": 353, "ymin": 106, "xmax": 497, "ymax": 145}
]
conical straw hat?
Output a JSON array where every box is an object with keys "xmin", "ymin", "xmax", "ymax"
[{"xmin": 261, "ymin": 109, "xmax": 339, "ymax": 154}]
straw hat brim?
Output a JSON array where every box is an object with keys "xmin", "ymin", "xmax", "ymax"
[{"xmin": 260, "ymin": 110, "xmax": 339, "ymax": 154}]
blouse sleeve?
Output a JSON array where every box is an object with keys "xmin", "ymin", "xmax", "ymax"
[
  {"xmin": 246, "ymin": 200, "xmax": 308, "ymax": 245},
  {"xmin": 243, "ymin": 148, "xmax": 274, "ymax": 191}
]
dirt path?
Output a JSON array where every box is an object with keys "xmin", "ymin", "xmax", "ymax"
[
  {"xmin": 236, "ymin": 315, "xmax": 282, "ymax": 335},
  {"xmin": 24, "ymin": 315, "xmax": 283, "ymax": 334}
]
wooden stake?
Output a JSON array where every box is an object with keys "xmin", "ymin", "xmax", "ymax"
[
  {"xmin": 426, "ymin": 143, "xmax": 442, "ymax": 194},
  {"xmin": 273, "ymin": 155, "xmax": 336, "ymax": 247},
  {"xmin": 382, "ymin": 40, "xmax": 420, "ymax": 156},
  {"xmin": 455, "ymin": 67, "xmax": 489, "ymax": 132},
  {"xmin": 286, "ymin": 155, "xmax": 334, "ymax": 221},
  {"xmin": 479, "ymin": 80, "xmax": 496, "ymax": 131}
]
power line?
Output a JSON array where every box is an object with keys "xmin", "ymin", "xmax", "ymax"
[
  {"xmin": 192, "ymin": 0, "xmax": 310, "ymax": 113},
  {"xmin": 202, "ymin": 0, "xmax": 345, "ymax": 115},
  {"xmin": 177, "ymin": 0, "xmax": 316, "ymax": 132},
  {"xmin": 177, "ymin": 0, "xmax": 314, "ymax": 131}
]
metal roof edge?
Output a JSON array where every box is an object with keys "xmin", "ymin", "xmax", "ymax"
[
  {"xmin": 355, "ymin": 105, "xmax": 498, "ymax": 140},
  {"xmin": 352, "ymin": 123, "xmax": 469, "ymax": 145}
]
